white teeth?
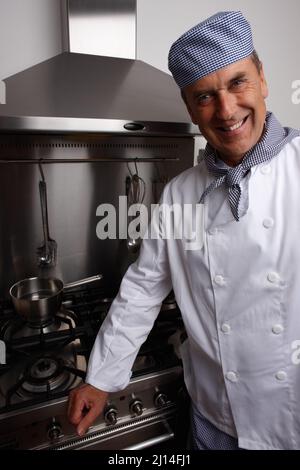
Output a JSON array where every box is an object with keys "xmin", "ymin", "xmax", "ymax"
[{"xmin": 223, "ymin": 120, "xmax": 244, "ymax": 131}]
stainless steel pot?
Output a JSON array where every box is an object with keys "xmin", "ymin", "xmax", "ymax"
[{"xmin": 9, "ymin": 274, "xmax": 102, "ymax": 325}]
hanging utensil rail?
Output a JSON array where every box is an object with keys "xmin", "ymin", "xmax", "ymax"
[{"xmin": 0, "ymin": 157, "xmax": 179, "ymax": 164}]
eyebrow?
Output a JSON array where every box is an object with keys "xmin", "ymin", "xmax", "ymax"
[{"xmin": 192, "ymin": 72, "xmax": 248, "ymax": 100}]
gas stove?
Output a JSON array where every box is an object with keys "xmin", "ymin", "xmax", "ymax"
[{"xmin": 0, "ymin": 279, "xmax": 186, "ymax": 450}]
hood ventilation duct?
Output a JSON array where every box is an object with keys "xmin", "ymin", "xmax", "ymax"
[{"xmin": 62, "ymin": 0, "xmax": 136, "ymax": 59}]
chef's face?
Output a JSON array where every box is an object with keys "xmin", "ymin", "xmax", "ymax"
[{"xmin": 183, "ymin": 56, "xmax": 268, "ymax": 166}]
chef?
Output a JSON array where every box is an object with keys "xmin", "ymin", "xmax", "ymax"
[{"xmin": 68, "ymin": 11, "xmax": 300, "ymax": 449}]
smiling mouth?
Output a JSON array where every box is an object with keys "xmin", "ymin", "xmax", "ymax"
[{"xmin": 218, "ymin": 116, "xmax": 249, "ymax": 133}]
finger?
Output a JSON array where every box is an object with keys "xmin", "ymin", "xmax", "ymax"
[
  {"xmin": 68, "ymin": 395, "xmax": 87, "ymax": 425},
  {"xmin": 77, "ymin": 405, "xmax": 102, "ymax": 436}
]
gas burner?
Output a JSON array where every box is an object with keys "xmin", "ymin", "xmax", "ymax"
[
  {"xmin": 28, "ymin": 356, "xmax": 62, "ymax": 381},
  {"xmin": 0, "ymin": 338, "xmax": 86, "ymax": 408},
  {"xmin": 0, "ymin": 308, "xmax": 78, "ymax": 342},
  {"xmin": 18, "ymin": 357, "xmax": 75, "ymax": 396}
]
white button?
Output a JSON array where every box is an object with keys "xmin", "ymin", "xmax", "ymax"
[
  {"xmin": 263, "ymin": 218, "xmax": 274, "ymax": 229},
  {"xmin": 260, "ymin": 164, "xmax": 271, "ymax": 175},
  {"xmin": 272, "ymin": 324, "xmax": 284, "ymax": 334},
  {"xmin": 275, "ymin": 370, "xmax": 287, "ymax": 381},
  {"xmin": 226, "ymin": 371, "xmax": 238, "ymax": 383},
  {"xmin": 221, "ymin": 323, "xmax": 231, "ymax": 334},
  {"xmin": 208, "ymin": 228, "xmax": 218, "ymax": 236},
  {"xmin": 214, "ymin": 275, "xmax": 225, "ymax": 286},
  {"xmin": 267, "ymin": 272, "xmax": 280, "ymax": 283}
]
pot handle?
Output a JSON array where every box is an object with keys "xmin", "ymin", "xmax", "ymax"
[{"xmin": 64, "ymin": 274, "xmax": 103, "ymax": 290}]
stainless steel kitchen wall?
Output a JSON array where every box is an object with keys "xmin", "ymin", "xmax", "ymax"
[{"xmin": 0, "ymin": 134, "xmax": 194, "ymax": 298}]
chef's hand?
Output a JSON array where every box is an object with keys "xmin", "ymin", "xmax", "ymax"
[{"xmin": 68, "ymin": 383, "xmax": 109, "ymax": 436}]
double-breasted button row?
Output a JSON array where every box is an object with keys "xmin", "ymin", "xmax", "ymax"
[
  {"xmin": 226, "ymin": 371, "xmax": 238, "ymax": 383},
  {"xmin": 225, "ymin": 369, "xmax": 287, "ymax": 383},
  {"xmin": 220, "ymin": 318, "xmax": 285, "ymax": 385},
  {"xmin": 263, "ymin": 217, "xmax": 274, "ymax": 229},
  {"xmin": 260, "ymin": 164, "xmax": 274, "ymax": 230},
  {"xmin": 272, "ymin": 324, "xmax": 284, "ymax": 334},
  {"xmin": 275, "ymin": 370, "xmax": 287, "ymax": 381},
  {"xmin": 226, "ymin": 370, "xmax": 287, "ymax": 383},
  {"xmin": 214, "ymin": 275, "xmax": 226, "ymax": 286},
  {"xmin": 221, "ymin": 323, "xmax": 231, "ymax": 334},
  {"xmin": 267, "ymin": 271, "xmax": 280, "ymax": 283},
  {"xmin": 220, "ymin": 323, "xmax": 284, "ymax": 335},
  {"xmin": 214, "ymin": 271, "xmax": 281, "ymax": 287}
]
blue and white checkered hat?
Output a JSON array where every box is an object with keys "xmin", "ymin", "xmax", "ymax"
[{"xmin": 168, "ymin": 11, "xmax": 254, "ymax": 89}]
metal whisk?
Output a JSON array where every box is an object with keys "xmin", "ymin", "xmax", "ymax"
[{"xmin": 126, "ymin": 161, "xmax": 146, "ymax": 254}]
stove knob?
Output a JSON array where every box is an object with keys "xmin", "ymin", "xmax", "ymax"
[
  {"xmin": 104, "ymin": 406, "xmax": 118, "ymax": 425},
  {"xmin": 47, "ymin": 421, "xmax": 62, "ymax": 441},
  {"xmin": 130, "ymin": 399, "xmax": 143, "ymax": 416},
  {"xmin": 154, "ymin": 392, "xmax": 168, "ymax": 408}
]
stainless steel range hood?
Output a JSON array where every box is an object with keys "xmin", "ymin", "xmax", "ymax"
[{"xmin": 0, "ymin": 0, "xmax": 198, "ymax": 135}]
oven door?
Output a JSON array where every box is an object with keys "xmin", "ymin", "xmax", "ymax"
[{"xmin": 49, "ymin": 407, "xmax": 177, "ymax": 450}]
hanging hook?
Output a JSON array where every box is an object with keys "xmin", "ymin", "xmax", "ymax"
[
  {"xmin": 38, "ymin": 159, "xmax": 45, "ymax": 182},
  {"xmin": 134, "ymin": 159, "xmax": 139, "ymax": 176}
]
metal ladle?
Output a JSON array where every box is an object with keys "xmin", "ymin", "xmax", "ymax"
[{"xmin": 36, "ymin": 161, "xmax": 57, "ymax": 267}]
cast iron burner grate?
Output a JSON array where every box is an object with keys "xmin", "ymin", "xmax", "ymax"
[{"xmin": 0, "ymin": 283, "xmax": 183, "ymax": 413}]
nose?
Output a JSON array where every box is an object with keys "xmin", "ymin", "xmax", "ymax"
[{"xmin": 215, "ymin": 91, "xmax": 237, "ymax": 121}]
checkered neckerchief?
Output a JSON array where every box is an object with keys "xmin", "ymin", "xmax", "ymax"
[{"xmin": 200, "ymin": 112, "xmax": 300, "ymax": 221}]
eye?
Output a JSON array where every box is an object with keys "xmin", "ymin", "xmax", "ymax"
[
  {"xmin": 231, "ymin": 78, "xmax": 246, "ymax": 88},
  {"xmin": 196, "ymin": 93, "xmax": 213, "ymax": 105}
]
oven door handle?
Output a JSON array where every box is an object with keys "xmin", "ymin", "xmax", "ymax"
[{"xmin": 124, "ymin": 431, "xmax": 174, "ymax": 450}]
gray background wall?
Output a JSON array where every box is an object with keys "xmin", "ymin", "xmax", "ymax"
[
  {"xmin": 0, "ymin": 0, "xmax": 299, "ymax": 127},
  {"xmin": 0, "ymin": 0, "xmax": 62, "ymax": 78}
]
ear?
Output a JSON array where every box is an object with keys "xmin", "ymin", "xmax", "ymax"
[
  {"xmin": 259, "ymin": 64, "xmax": 269, "ymax": 99},
  {"xmin": 182, "ymin": 92, "xmax": 198, "ymax": 124}
]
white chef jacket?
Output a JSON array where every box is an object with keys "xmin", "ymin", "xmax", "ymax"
[{"xmin": 87, "ymin": 136, "xmax": 300, "ymax": 450}]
